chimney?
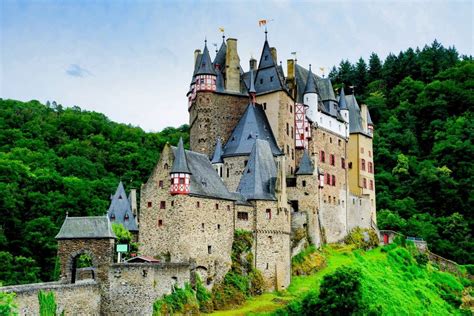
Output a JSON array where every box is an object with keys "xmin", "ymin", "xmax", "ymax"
[
  {"xmin": 287, "ymin": 59, "xmax": 296, "ymax": 96},
  {"xmin": 130, "ymin": 188, "xmax": 138, "ymax": 225},
  {"xmin": 225, "ymin": 38, "xmax": 241, "ymax": 93},
  {"xmin": 249, "ymin": 57, "xmax": 257, "ymax": 71},
  {"xmin": 360, "ymin": 104, "xmax": 368, "ymax": 132},
  {"xmin": 270, "ymin": 47, "xmax": 277, "ymax": 63},
  {"xmin": 194, "ymin": 49, "xmax": 201, "ymax": 64}
]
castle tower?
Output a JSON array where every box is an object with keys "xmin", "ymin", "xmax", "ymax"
[
  {"xmin": 303, "ymin": 65, "xmax": 319, "ymax": 123},
  {"xmin": 225, "ymin": 38, "xmax": 241, "ymax": 93},
  {"xmin": 211, "ymin": 137, "xmax": 224, "ymax": 178},
  {"xmin": 107, "ymin": 181, "xmax": 139, "ymax": 239},
  {"xmin": 170, "ymin": 138, "xmax": 191, "ymax": 195},
  {"xmin": 195, "ymin": 40, "xmax": 217, "ymax": 92}
]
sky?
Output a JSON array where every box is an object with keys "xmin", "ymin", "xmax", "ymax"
[{"xmin": 1, "ymin": 0, "xmax": 472, "ymax": 132}]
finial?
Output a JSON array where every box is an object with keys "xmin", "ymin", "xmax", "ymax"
[
  {"xmin": 204, "ymin": 38, "xmax": 207, "ymax": 47},
  {"xmin": 265, "ymin": 26, "xmax": 268, "ymax": 41},
  {"xmin": 222, "ymin": 34, "xmax": 225, "ymax": 43},
  {"xmin": 309, "ymin": 64, "xmax": 312, "ymax": 71},
  {"xmin": 66, "ymin": 210, "xmax": 69, "ymax": 217}
]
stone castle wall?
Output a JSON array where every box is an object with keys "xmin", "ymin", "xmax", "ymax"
[
  {"xmin": 347, "ymin": 194, "xmax": 373, "ymax": 232},
  {"xmin": 139, "ymin": 144, "xmax": 233, "ymax": 286},
  {"xmin": 222, "ymin": 155, "xmax": 248, "ymax": 192},
  {"xmin": 189, "ymin": 92, "xmax": 249, "ymax": 156},
  {"xmin": 1, "ymin": 281, "xmax": 100, "ymax": 316}
]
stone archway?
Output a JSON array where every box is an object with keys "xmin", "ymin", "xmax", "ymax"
[{"xmin": 68, "ymin": 249, "xmax": 98, "ymax": 284}]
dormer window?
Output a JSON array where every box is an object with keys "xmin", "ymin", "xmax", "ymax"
[
  {"xmin": 270, "ymin": 76, "xmax": 274, "ymax": 82},
  {"xmin": 264, "ymin": 55, "xmax": 268, "ymax": 61},
  {"xmin": 110, "ymin": 214, "xmax": 115, "ymax": 221},
  {"xmin": 118, "ymin": 195, "xmax": 122, "ymax": 200},
  {"xmin": 124, "ymin": 214, "xmax": 129, "ymax": 221}
]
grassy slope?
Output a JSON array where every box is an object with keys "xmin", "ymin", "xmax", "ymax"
[{"xmin": 209, "ymin": 245, "xmax": 466, "ymax": 315}]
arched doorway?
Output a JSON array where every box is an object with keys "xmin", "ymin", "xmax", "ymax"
[{"xmin": 68, "ymin": 250, "xmax": 96, "ymax": 284}]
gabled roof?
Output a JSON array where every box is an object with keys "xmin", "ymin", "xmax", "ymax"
[
  {"xmin": 196, "ymin": 42, "xmax": 217, "ymax": 76},
  {"xmin": 171, "ymin": 147, "xmax": 236, "ymax": 200},
  {"xmin": 296, "ymin": 151, "xmax": 314, "ymax": 175},
  {"xmin": 56, "ymin": 216, "xmax": 116, "ymax": 239},
  {"xmin": 237, "ymin": 139, "xmax": 277, "ymax": 201},
  {"xmin": 304, "ymin": 66, "xmax": 318, "ymax": 94},
  {"xmin": 223, "ymin": 104, "xmax": 283, "ymax": 158},
  {"xmin": 107, "ymin": 181, "xmax": 138, "ymax": 232},
  {"xmin": 211, "ymin": 138, "xmax": 223, "ymax": 164},
  {"xmin": 171, "ymin": 138, "xmax": 191, "ymax": 174},
  {"xmin": 338, "ymin": 87, "xmax": 348, "ymax": 110}
]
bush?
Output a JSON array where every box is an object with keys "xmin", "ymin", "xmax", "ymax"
[
  {"xmin": 0, "ymin": 291, "xmax": 17, "ymax": 316},
  {"xmin": 344, "ymin": 227, "xmax": 379, "ymax": 250},
  {"xmin": 414, "ymin": 252, "xmax": 429, "ymax": 266},
  {"xmin": 292, "ymin": 246, "xmax": 326, "ymax": 276},
  {"xmin": 152, "ymin": 283, "xmax": 199, "ymax": 315}
]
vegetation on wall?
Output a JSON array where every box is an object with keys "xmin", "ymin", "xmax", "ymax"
[
  {"xmin": 0, "ymin": 99, "xmax": 189, "ymax": 285},
  {"xmin": 329, "ymin": 41, "xmax": 473, "ymax": 264}
]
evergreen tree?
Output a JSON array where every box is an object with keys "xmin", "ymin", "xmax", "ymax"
[{"xmin": 368, "ymin": 52, "xmax": 383, "ymax": 82}]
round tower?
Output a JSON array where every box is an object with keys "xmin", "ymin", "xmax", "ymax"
[
  {"xmin": 303, "ymin": 65, "xmax": 319, "ymax": 123},
  {"xmin": 195, "ymin": 40, "xmax": 217, "ymax": 92}
]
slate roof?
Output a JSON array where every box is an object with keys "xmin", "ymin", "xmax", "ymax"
[
  {"xmin": 211, "ymin": 138, "xmax": 223, "ymax": 164},
  {"xmin": 237, "ymin": 139, "xmax": 277, "ymax": 201},
  {"xmin": 295, "ymin": 64, "xmax": 336, "ymax": 103},
  {"xmin": 296, "ymin": 151, "xmax": 314, "ymax": 175},
  {"xmin": 171, "ymin": 147, "xmax": 236, "ymax": 200},
  {"xmin": 346, "ymin": 94, "xmax": 371, "ymax": 137},
  {"xmin": 213, "ymin": 40, "xmax": 226, "ymax": 68},
  {"xmin": 304, "ymin": 66, "xmax": 318, "ymax": 94},
  {"xmin": 367, "ymin": 108, "xmax": 373, "ymax": 125},
  {"xmin": 171, "ymin": 138, "xmax": 191, "ymax": 174},
  {"xmin": 196, "ymin": 42, "xmax": 217, "ymax": 76},
  {"xmin": 338, "ymin": 87, "xmax": 348, "ymax": 110},
  {"xmin": 107, "ymin": 181, "xmax": 138, "ymax": 232},
  {"xmin": 222, "ymin": 103, "xmax": 283, "ymax": 158},
  {"xmin": 56, "ymin": 216, "xmax": 116, "ymax": 239},
  {"xmin": 254, "ymin": 39, "xmax": 288, "ymax": 94}
]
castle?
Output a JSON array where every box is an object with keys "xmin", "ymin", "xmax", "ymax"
[
  {"xmin": 2, "ymin": 32, "xmax": 377, "ymax": 315},
  {"xmin": 139, "ymin": 32, "xmax": 377, "ymax": 291}
]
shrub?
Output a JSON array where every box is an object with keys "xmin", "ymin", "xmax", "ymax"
[
  {"xmin": 344, "ymin": 227, "xmax": 379, "ymax": 250},
  {"xmin": 292, "ymin": 246, "xmax": 326, "ymax": 276},
  {"xmin": 414, "ymin": 252, "xmax": 429, "ymax": 266},
  {"xmin": 152, "ymin": 283, "xmax": 199, "ymax": 315},
  {"xmin": 0, "ymin": 291, "xmax": 17, "ymax": 316}
]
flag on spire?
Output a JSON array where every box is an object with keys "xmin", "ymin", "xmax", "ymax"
[
  {"xmin": 219, "ymin": 27, "xmax": 224, "ymax": 33},
  {"xmin": 258, "ymin": 19, "xmax": 267, "ymax": 27}
]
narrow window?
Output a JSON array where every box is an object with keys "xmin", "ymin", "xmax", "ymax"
[
  {"xmin": 158, "ymin": 219, "xmax": 163, "ymax": 227},
  {"xmin": 266, "ymin": 209, "xmax": 272, "ymax": 220},
  {"xmin": 208, "ymin": 245, "xmax": 212, "ymax": 254},
  {"xmin": 341, "ymin": 158, "xmax": 345, "ymax": 169},
  {"xmin": 361, "ymin": 147, "xmax": 364, "ymax": 154},
  {"xmin": 332, "ymin": 175, "xmax": 336, "ymax": 186},
  {"xmin": 330, "ymin": 154, "xmax": 335, "ymax": 166},
  {"xmin": 260, "ymin": 78, "xmax": 263, "ymax": 84},
  {"xmin": 227, "ymin": 205, "xmax": 231, "ymax": 211},
  {"xmin": 270, "ymin": 76, "xmax": 274, "ymax": 82},
  {"xmin": 338, "ymin": 139, "xmax": 341, "ymax": 146},
  {"xmin": 244, "ymin": 160, "xmax": 248, "ymax": 167},
  {"xmin": 196, "ymin": 201, "xmax": 200, "ymax": 208},
  {"xmin": 302, "ymin": 180, "xmax": 307, "ymax": 187},
  {"xmin": 171, "ymin": 201, "xmax": 174, "ymax": 207},
  {"xmin": 361, "ymin": 159, "xmax": 366, "ymax": 171},
  {"xmin": 147, "ymin": 202, "xmax": 152, "ymax": 208},
  {"xmin": 266, "ymin": 263, "xmax": 269, "ymax": 270},
  {"xmin": 226, "ymin": 168, "xmax": 230, "ymax": 178},
  {"xmin": 201, "ymin": 223, "xmax": 205, "ymax": 230},
  {"xmin": 215, "ymin": 203, "xmax": 219, "ymax": 210},
  {"xmin": 217, "ymin": 224, "xmax": 221, "ymax": 230},
  {"xmin": 263, "ymin": 102, "xmax": 267, "ymax": 110},
  {"xmin": 363, "ymin": 178, "xmax": 367, "ymax": 188},
  {"xmin": 330, "ymin": 137, "xmax": 332, "ymax": 143},
  {"xmin": 179, "ymin": 178, "xmax": 185, "ymax": 184},
  {"xmin": 320, "ymin": 151, "xmax": 325, "ymax": 163},
  {"xmin": 160, "ymin": 201, "xmax": 166, "ymax": 209},
  {"xmin": 164, "ymin": 163, "xmax": 169, "ymax": 170},
  {"xmin": 159, "ymin": 180, "xmax": 164, "ymax": 188},
  {"xmin": 370, "ymin": 180, "xmax": 374, "ymax": 190},
  {"xmin": 286, "ymin": 123, "xmax": 289, "ymax": 136}
]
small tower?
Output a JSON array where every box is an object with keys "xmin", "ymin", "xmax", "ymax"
[
  {"xmin": 248, "ymin": 68, "xmax": 256, "ymax": 105},
  {"xmin": 170, "ymin": 138, "xmax": 191, "ymax": 195},
  {"xmin": 367, "ymin": 108, "xmax": 374, "ymax": 135},
  {"xmin": 303, "ymin": 65, "xmax": 319, "ymax": 123},
  {"xmin": 195, "ymin": 40, "xmax": 217, "ymax": 92},
  {"xmin": 211, "ymin": 137, "xmax": 224, "ymax": 178},
  {"xmin": 339, "ymin": 86, "xmax": 349, "ymax": 138}
]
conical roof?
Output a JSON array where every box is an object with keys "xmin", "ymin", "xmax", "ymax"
[
  {"xmin": 338, "ymin": 86, "xmax": 348, "ymax": 110},
  {"xmin": 346, "ymin": 94, "xmax": 365, "ymax": 134},
  {"xmin": 196, "ymin": 42, "xmax": 217, "ymax": 76},
  {"xmin": 107, "ymin": 181, "xmax": 138, "ymax": 232},
  {"xmin": 223, "ymin": 104, "xmax": 283, "ymax": 157},
  {"xmin": 211, "ymin": 138, "xmax": 224, "ymax": 164},
  {"xmin": 296, "ymin": 151, "xmax": 314, "ymax": 175},
  {"xmin": 171, "ymin": 137, "xmax": 191, "ymax": 174},
  {"xmin": 253, "ymin": 37, "xmax": 287, "ymax": 94},
  {"xmin": 304, "ymin": 66, "xmax": 317, "ymax": 94},
  {"xmin": 237, "ymin": 139, "xmax": 277, "ymax": 201},
  {"xmin": 214, "ymin": 40, "xmax": 226, "ymax": 68}
]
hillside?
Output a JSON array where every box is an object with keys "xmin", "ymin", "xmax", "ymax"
[
  {"xmin": 0, "ymin": 99, "xmax": 189, "ymax": 284},
  {"xmin": 208, "ymin": 243, "xmax": 472, "ymax": 315}
]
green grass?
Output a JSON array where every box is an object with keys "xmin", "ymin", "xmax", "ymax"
[{"xmin": 208, "ymin": 244, "xmax": 470, "ymax": 315}]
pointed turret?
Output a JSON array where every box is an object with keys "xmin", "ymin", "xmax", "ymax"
[
  {"xmin": 211, "ymin": 137, "xmax": 224, "ymax": 178},
  {"xmin": 296, "ymin": 150, "xmax": 314, "ymax": 175},
  {"xmin": 195, "ymin": 40, "xmax": 217, "ymax": 92},
  {"xmin": 254, "ymin": 32, "xmax": 287, "ymax": 94},
  {"xmin": 339, "ymin": 86, "xmax": 349, "ymax": 127},
  {"xmin": 237, "ymin": 139, "xmax": 277, "ymax": 201},
  {"xmin": 107, "ymin": 181, "xmax": 138, "ymax": 232},
  {"xmin": 367, "ymin": 107, "xmax": 374, "ymax": 134},
  {"xmin": 170, "ymin": 138, "xmax": 191, "ymax": 195},
  {"xmin": 304, "ymin": 65, "xmax": 319, "ymax": 123}
]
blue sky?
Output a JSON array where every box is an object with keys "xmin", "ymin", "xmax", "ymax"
[{"xmin": 1, "ymin": 0, "xmax": 472, "ymax": 131}]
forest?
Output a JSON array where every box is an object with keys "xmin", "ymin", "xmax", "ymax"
[{"xmin": 0, "ymin": 40, "xmax": 472, "ymax": 286}]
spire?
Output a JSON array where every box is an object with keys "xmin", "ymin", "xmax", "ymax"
[
  {"xmin": 304, "ymin": 64, "xmax": 317, "ymax": 94},
  {"xmin": 196, "ymin": 40, "xmax": 217, "ymax": 76},
  {"xmin": 107, "ymin": 181, "xmax": 138, "ymax": 232},
  {"xmin": 339, "ymin": 85, "xmax": 348, "ymax": 110},
  {"xmin": 265, "ymin": 26, "xmax": 268, "ymax": 41},
  {"xmin": 171, "ymin": 137, "xmax": 191, "ymax": 174},
  {"xmin": 211, "ymin": 138, "xmax": 223, "ymax": 164},
  {"xmin": 296, "ymin": 150, "xmax": 314, "ymax": 175}
]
